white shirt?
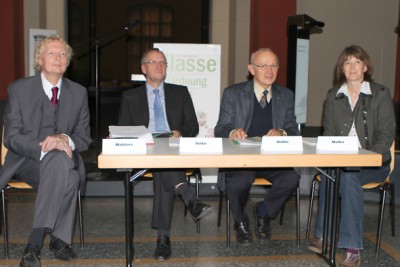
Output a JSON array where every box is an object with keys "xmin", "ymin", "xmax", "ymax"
[{"xmin": 336, "ymin": 81, "xmax": 372, "ymax": 148}]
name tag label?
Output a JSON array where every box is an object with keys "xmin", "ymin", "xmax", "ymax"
[
  {"xmin": 179, "ymin": 138, "xmax": 223, "ymax": 154},
  {"xmin": 102, "ymin": 139, "xmax": 147, "ymax": 155},
  {"xmin": 261, "ymin": 136, "xmax": 303, "ymax": 153},
  {"xmin": 316, "ymin": 136, "xmax": 358, "ymax": 153}
]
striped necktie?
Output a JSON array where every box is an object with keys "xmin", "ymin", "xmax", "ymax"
[{"xmin": 259, "ymin": 90, "xmax": 268, "ymax": 108}]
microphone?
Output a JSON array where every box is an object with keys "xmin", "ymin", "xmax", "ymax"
[
  {"xmin": 124, "ymin": 19, "xmax": 140, "ymax": 31},
  {"xmin": 304, "ymin": 17, "xmax": 325, "ymax": 28}
]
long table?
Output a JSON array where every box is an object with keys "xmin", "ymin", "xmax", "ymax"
[{"xmin": 98, "ymin": 137, "xmax": 382, "ymax": 267}]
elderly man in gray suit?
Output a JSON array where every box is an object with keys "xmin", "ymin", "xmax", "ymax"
[
  {"xmin": 214, "ymin": 48, "xmax": 300, "ymax": 245},
  {"xmin": 0, "ymin": 35, "xmax": 92, "ymax": 267}
]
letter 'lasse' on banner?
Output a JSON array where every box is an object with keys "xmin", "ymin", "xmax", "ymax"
[{"xmin": 102, "ymin": 139, "xmax": 147, "ymax": 155}]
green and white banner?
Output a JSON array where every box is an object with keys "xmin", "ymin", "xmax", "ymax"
[{"xmin": 154, "ymin": 43, "xmax": 221, "ymax": 138}]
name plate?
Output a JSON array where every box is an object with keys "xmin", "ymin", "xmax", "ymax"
[
  {"xmin": 316, "ymin": 136, "xmax": 358, "ymax": 153},
  {"xmin": 102, "ymin": 138, "xmax": 146, "ymax": 155},
  {"xmin": 261, "ymin": 136, "xmax": 303, "ymax": 153},
  {"xmin": 179, "ymin": 138, "xmax": 223, "ymax": 154}
]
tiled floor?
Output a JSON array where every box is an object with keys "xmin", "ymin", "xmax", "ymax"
[{"xmin": 0, "ymin": 190, "xmax": 398, "ymax": 267}]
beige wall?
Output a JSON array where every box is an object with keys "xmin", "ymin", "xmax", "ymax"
[
  {"xmin": 23, "ymin": 1, "xmax": 398, "ymax": 128},
  {"xmin": 211, "ymin": 0, "xmax": 398, "ymax": 127},
  {"xmin": 297, "ymin": 0, "xmax": 398, "ymax": 126},
  {"xmin": 23, "ymin": 0, "xmax": 66, "ymax": 76}
]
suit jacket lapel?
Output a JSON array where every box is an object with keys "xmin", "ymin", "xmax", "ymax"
[
  {"xmin": 57, "ymin": 78, "xmax": 71, "ymax": 133},
  {"xmin": 241, "ymin": 80, "xmax": 254, "ymax": 130}
]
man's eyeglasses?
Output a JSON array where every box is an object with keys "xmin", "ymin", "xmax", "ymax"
[
  {"xmin": 251, "ymin": 63, "xmax": 279, "ymax": 70},
  {"xmin": 143, "ymin": 60, "xmax": 168, "ymax": 66}
]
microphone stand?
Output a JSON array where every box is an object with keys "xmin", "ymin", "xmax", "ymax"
[{"xmin": 77, "ymin": 20, "xmax": 139, "ymax": 179}]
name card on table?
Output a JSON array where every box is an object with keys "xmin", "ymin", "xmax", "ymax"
[
  {"xmin": 179, "ymin": 138, "xmax": 223, "ymax": 154},
  {"xmin": 102, "ymin": 138, "xmax": 147, "ymax": 155},
  {"xmin": 261, "ymin": 136, "xmax": 303, "ymax": 153},
  {"xmin": 316, "ymin": 136, "xmax": 358, "ymax": 153}
]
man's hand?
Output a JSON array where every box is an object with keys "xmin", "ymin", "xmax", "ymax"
[
  {"xmin": 171, "ymin": 130, "xmax": 182, "ymax": 138},
  {"xmin": 265, "ymin": 129, "xmax": 284, "ymax": 136},
  {"xmin": 39, "ymin": 135, "xmax": 72, "ymax": 158},
  {"xmin": 230, "ymin": 128, "xmax": 248, "ymax": 140}
]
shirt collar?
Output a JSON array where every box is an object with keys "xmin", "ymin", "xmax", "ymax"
[
  {"xmin": 146, "ymin": 81, "xmax": 165, "ymax": 96},
  {"xmin": 253, "ymin": 82, "xmax": 271, "ymax": 99},
  {"xmin": 41, "ymin": 72, "xmax": 62, "ymax": 97},
  {"xmin": 336, "ymin": 81, "xmax": 372, "ymax": 97}
]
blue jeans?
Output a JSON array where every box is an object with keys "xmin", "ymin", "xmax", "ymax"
[{"xmin": 314, "ymin": 165, "xmax": 390, "ymax": 249}]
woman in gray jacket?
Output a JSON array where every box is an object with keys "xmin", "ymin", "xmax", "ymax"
[{"xmin": 308, "ymin": 45, "xmax": 396, "ymax": 267}]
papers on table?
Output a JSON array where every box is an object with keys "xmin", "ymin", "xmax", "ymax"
[
  {"xmin": 152, "ymin": 131, "xmax": 174, "ymax": 138},
  {"xmin": 233, "ymin": 137, "xmax": 262, "ymax": 146},
  {"xmin": 108, "ymin": 125, "xmax": 154, "ymax": 144}
]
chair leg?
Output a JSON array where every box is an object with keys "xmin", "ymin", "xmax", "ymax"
[
  {"xmin": 1, "ymin": 189, "xmax": 8, "ymax": 259},
  {"xmin": 375, "ymin": 186, "xmax": 387, "ymax": 258},
  {"xmin": 184, "ymin": 171, "xmax": 201, "ymax": 236},
  {"xmin": 195, "ymin": 174, "xmax": 200, "ymax": 236},
  {"xmin": 77, "ymin": 190, "xmax": 84, "ymax": 248},
  {"xmin": 390, "ymin": 183, "xmax": 395, "ymax": 237},
  {"xmin": 305, "ymin": 178, "xmax": 317, "ymax": 244},
  {"xmin": 217, "ymin": 191, "xmax": 223, "ymax": 227},
  {"xmin": 226, "ymin": 198, "xmax": 230, "ymax": 249},
  {"xmin": 184, "ymin": 174, "xmax": 190, "ymax": 217},
  {"xmin": 296, "ymin": 186, "xmax": 300, "ymax": 247},
  {"xmin": 279, "ymin": 202, "xmax": 285, "ymax": 225}
]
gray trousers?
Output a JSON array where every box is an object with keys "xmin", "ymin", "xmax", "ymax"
[{"xmin": 15, "ymin": 151, "xmax": 80, "ymax": 244}]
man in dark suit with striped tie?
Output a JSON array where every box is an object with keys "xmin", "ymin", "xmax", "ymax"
[{"xmin": 215, "ymin": 48, "xmax": 300, "ymax": 245}]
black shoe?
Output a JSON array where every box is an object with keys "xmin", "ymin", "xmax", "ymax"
[
  {"xmin": 234, "ymin": 220, "xmax": 253, "ymax": 245},
  {"xmin": 20, "ymin": 245, "xmax": 41, "ymax": 267},
  {"xmin": 188, "ymin": 199, "xmax": 212, "ymax": 221},
  {"xmin": 155, "ymin": 235, "xmax": 171, "ymax": 260},
  {"xmin": 253, "ymin": 206, "xmax": 271, "ymax": 240},
  {"xmin": 49, "ymin": 237, "xmax": 77, "ymax": 261}
]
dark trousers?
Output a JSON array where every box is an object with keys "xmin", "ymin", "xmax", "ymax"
[
  {"xmin": 225, "ymin": 168, "xmax": 299, "ymax": 223},
  {"xmin": 151, "ymin": 170, "xmax": 187, "ymax": 230}
]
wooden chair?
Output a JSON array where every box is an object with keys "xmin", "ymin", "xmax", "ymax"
[
  {"xmin": 218, "ymin": 178, "xmax": 300, "ymax": 249},
  {"xmin": 305, "ymin": 143, "xmax": 396, "ymax": 258},
  {"xmin": 0, "ymin": 129, "xmax": 84, "ymax": 259}
]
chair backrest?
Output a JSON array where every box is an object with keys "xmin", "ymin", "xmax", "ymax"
[
  {"xmin": 389, "ymin": 142, "xmax": 395, "ymax": 174},
  {"xmin": 384, "ymin": 141, "xmax": 395, "ymax": 183},
  {"xmin": 253, "ymin": 178, "xmax": 272, "ymax": 186},
  {"xmin": 1, "ymin": 127, "xmax": 7, "ymax": 166},
  {"xmin": 363, "ymin": 141, "xmax": 395, "ymax": 189}
]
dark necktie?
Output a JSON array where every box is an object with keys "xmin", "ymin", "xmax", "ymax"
[
  {"xmin": 260, "ymin": 89, "xmax": 268, "ymax": 108},
  {"xmin": 153, "ymin": 89, "xmax": 168, "ymax": 132},
  {"xmin": 51, "ymin": 87, "xmax": 59, "ymax": 107}
]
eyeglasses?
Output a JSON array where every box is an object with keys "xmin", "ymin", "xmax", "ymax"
[
  {"xmin": 251, "ymin": 63, "xmax": 279, "ymax": 70},
  {"xmin": 142, "ymin": 60, "xmax": 168, "ymax": 66}
]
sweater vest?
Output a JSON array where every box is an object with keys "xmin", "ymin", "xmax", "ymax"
[{"xmin": 247, "ymin": 94, "xmax": 273, "ymax": 137}]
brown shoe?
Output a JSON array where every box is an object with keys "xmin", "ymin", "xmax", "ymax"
[
  {"xmin": 308, "ymin": 237, "xmax": 330, "ymax": 254},
  {"xmin": 339, "ymin": 251, "xmax": 361, "ymax": 267}
]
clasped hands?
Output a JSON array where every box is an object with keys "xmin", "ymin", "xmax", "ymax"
[
  {"xmin": 40, "ymin": 134, "xmax": 72, "ymax": 158},
  {"xmin": 230, "ymin": 128, "xmax": 283, "ymax": 140}
]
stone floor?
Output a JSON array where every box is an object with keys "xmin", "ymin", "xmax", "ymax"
[{"xmin": 0, "ymin": 190, "xmax": 398, "ymax": 267}]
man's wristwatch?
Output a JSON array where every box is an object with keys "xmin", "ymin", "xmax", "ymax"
[{"xmin": 278, "ymin": 129, "xmax": 287, "ymax": 136}]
